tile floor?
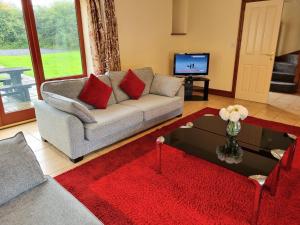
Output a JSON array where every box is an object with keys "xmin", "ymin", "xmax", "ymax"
[
  {"xmin": 268, "ymin": 92, "xmax": 300, "ymax": 117},
  {"xmin": 0, "ymin": 94, "xmax": 299, "ymax": 177}
]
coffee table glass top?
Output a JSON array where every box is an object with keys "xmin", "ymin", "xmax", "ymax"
[{"xmin": 164, "ymin": 115, "xmax": 295, "ymax": 177}]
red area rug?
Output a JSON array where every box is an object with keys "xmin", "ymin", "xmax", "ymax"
[{"xmin": 55, "ymin": 108, "xmax": 300, "ymax": 225}]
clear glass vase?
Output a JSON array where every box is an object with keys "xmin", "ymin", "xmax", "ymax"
[{"xmin": 226, "ymin": 121, "xmax": 241, "ymax": 136}]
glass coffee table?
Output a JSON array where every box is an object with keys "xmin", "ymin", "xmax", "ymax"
[{"xmin": 156, "ymin": 114, "xmax": 296, "ymax": 225}]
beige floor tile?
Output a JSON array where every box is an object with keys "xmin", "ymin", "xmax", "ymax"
[
  {"xmin": 24, "ymin": 134, "xmax": 50, "ymax": 152},
  {"xmin": 273, "ymin": 112, "xmax": 300, "ymax": 125},
  {"xmin": 34, "ymin": 146, "xmax": 65, "ymax": 163},
  {"xmin": 268, "ymin": 92, "xmax": 300, "ymax": 117},
  {"xmin": 252, "ymin": 107, "xmax": 282, "ymax": 121},
  {"xmin": 39, "ymin": 153, "xmax": 74, "ymax": 175}
]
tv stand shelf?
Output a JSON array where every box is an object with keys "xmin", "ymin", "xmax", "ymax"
[{"xmin": 176, "ymin": 76, "xmax": 209, "ymax": 101}]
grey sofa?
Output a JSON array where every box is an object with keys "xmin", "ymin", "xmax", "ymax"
[
  {"xmin": 34, "ymin": 67, "xmax": 184, "ymax": 162},
  {"xmin": 0, "ymin": 132, "xmax": 103, "ymax": 225},
  {"xmin": 0, "ymin": 177, "xmax": 103, "ymax": 225}
]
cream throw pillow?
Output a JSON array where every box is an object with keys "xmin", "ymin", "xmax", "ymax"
[{"xmin": 150, "ymin": 75, "xmax": 184, "ymax": 97}]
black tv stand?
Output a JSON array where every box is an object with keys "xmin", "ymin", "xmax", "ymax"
[{"xmin": 176, "ymin": 76, "xmax": 210, "ymax": 101}]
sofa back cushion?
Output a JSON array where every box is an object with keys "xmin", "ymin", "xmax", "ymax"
[
  {"xmin": 134, "ymin": 67, "xmax": 154, "ymax": 95},
  {"xmin": 41, "ymin": 76, "xmax": 117, "ymax": 106},
  {"xmin": 98, "ymin": 75, "xmax": 117, "ymax": 105},
  {"xmin": 43, "ymin": 91, "xmax": 97, "ymax": 123},
  {"xmin": 109, "ymin": 67, "xmax": 154, "ymax": 102},
  {"xmin": 0, "ymin": 132, "xmax": 46, "ymax": 206},
  {"xmin": 150, "ymin": 75, "xmax": 184, "ymax": 97},
  {"xmin": 108, "ymin": 71, "xmax": 128, "ymax": 102}
]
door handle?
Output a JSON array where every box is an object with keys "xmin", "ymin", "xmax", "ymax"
[
  {"xmin": 264, "ymin": 53, "xmax": 274, "ymax": 56},
  {"xmin": 263, "ymin": 53, "xmax": 275, "ymax": 61}
]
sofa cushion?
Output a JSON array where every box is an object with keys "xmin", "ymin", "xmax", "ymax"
[
  {"xmin": 108, "ymin": 71, "xmax": 128, "ymax": 102},
  {"xmin": 43, "ymin": 91, "xmax": 96, "ymax": 124},
  {"xmin": 0, "ymin": 132, "xmax": 45, "ymax": 206},
  {"xmin": 134, "ymin": 67, "xmax": 154, "ymax": 95},
  {"xmin": 120, "ymin": 94, "xmax": 183, "ymax": 121},
  {"xmin": 150, "ymin": 75, "xmax": 184, "ymax": 97},
  {"xmin": 79, "ymin": 74, "xmax": 113, "ymax": 109},
  {"xmin": 109, "ymin": 67, "xmax": 154, "ymax": 102},
  {"xmin": 41, "ymin": 75, "xmax": 117, "ymax": 107},
  {"xmin": 119, "ymin": 69, "xmax": 145, "ymax": 99},
  {"xmin": 0, "ymin": 177, "xmax": 103, "ymax": 225},
  {"xmin": 98, "ymin": 75, "xmax": 117, "ymax": 106},
  {"xmin": 84, "ymin": 104, "xmax": 143, "ymax": 141}
]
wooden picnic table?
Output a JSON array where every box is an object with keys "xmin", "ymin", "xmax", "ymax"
[{"xmin": 0, "ymin": 67, "xmax": 34, "ymax": 102}]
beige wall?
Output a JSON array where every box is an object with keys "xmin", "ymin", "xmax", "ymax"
[
  {"xmin": 115, "ymin": 0, "xmax": 186, "ymax": 75},
  {"xmin": 81, "ymin": 0, "xmax": 242, "ymax": 91},
  {"xmin": 172, "ymin": 0, "xmax": 189, "ymax": 34},
  {"xmin": 277, "ymin": 0, "xmax": 300, "ymax": 56},
  {"xmin": 185, "ymin": 0, "xmax": 241, "ymax": 91},
  {"xmin": 115, "ymin": 0, "xmax": 241, "ymax": 91}
]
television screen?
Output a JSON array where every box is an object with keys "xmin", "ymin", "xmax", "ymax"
[{"xmin": 174, "ymin": 53, "xmax": 210, "ymax": 75}]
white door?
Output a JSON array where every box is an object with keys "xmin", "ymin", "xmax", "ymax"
[{"xmin": 235, "ymin": 0, "xmax": 284, "ymax": 103}]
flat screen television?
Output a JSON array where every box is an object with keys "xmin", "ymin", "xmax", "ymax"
[{"xmin": 173, "ymin": 53, "xmax": 210, "ymax": 76}]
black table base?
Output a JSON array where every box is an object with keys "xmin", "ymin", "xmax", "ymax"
[{"xmin": 176, "ymin": 76, "xmax": 210, "ymax": 101}]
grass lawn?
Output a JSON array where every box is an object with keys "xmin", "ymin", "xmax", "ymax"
[{"xmin": 0, "ymin": 51, "xmax": 82, "ymax": 79}]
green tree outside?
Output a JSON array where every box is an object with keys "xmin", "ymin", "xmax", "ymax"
[
  {"xmin": 0, "ymin": 1, "xmax": 80, "ymax": 50},
  {"xmin": 0, "ymin": 0, "xmax": 82, "ymax": 78},
  {"xmin": 0, "ymin": 2, "xmax": 28, "ymax": 49}
]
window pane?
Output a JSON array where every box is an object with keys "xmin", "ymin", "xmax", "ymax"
[
  {"xmin": 0, "ymin": 0, "xmax": 38, "ymax": 113},
  {"xmin": 32, "ymin": 0, "xmax": 83, "ymax": 79}
]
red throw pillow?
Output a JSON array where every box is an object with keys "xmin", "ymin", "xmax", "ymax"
[
  {"xmin": 79, "ymin": 74, "xmax": 112, "ymax": 109},
  {"xmin": 119, "ymin": 69, "xmax": 145, "ymax": 99}
]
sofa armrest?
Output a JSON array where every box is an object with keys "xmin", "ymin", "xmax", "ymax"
[
  {"xmin": 176, "ymin": 85, "xmax": 185, "ymax": 98},
  {"xmin": 34, "ymin": 100, "xmax": 85, "ymax": 159}
]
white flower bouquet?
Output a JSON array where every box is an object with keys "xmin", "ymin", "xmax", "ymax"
[
  {"xmin": 219, "ymin": 105, "xmax": 248, "ymax": 122},
  {"xmin": 219, "ymin": 105, "xmax": 249, "ymax": 136}
]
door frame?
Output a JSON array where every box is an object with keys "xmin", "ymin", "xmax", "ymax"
[
  {"xmin": 231, "ymin": 0, "xmax": 275, "ymax": 97},
  {"xmin": 0, "ymin": 0, "xmax": 41, "ymax": 126},
  {"xmin": 295, "ymin": 51, "xmax": 300, "ymax": 92},
  {"xmin": 0, "ymin": 0, "xmax": 87, "ymax": 127}
]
